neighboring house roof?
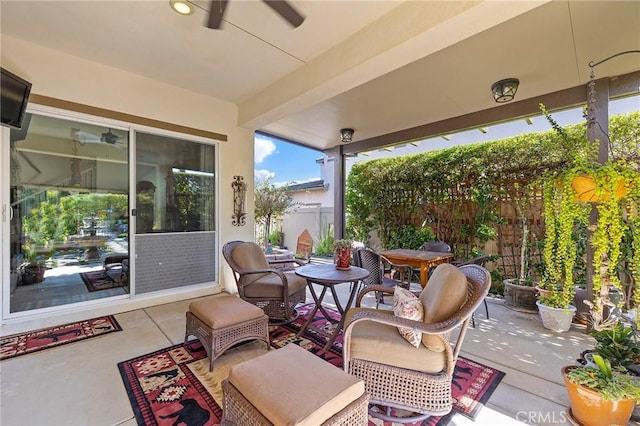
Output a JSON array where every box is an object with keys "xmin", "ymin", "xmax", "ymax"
[{"xmin": 286, "ymin": 180, "xmax": 327, "ymax": 192}]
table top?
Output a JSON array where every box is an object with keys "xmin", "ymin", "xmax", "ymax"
[
  {"xmin": 379, "ymin": 248, "xmax": 455, "ymax": 262},
  {"xmin": 295, "ymin": 264, "xmax": 369, "ymax": 284}
]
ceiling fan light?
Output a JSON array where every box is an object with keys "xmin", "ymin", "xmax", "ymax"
[
  {"xmin": 170, "ymin": 0, "xmax": 193, "ymax": 15},
  {"xmin": 491, "ymin": 78, "xmax": 519, "ymax": 103}
]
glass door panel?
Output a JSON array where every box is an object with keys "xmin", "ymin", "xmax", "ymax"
[
  {"xmin": 9, "ymin": 113, "xmax": 129, "ymax": 313},
  {"xmin": 134, "ymin": 131, "xmax": 216, "ymax": 293}
]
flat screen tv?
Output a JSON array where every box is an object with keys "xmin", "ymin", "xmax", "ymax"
[{"xmin": 1, "ymin": 67, "xmax": 32, "ymax": 130}]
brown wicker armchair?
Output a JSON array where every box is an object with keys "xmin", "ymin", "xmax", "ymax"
[
  {"xmin": 222, "ymin": 241, "xmax": 307, "ymax": 324},
  {"xmin": 342, "ymin": 263, "xmax": 491, "ymax": 423}
]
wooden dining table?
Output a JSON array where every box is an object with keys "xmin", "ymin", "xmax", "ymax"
[{"xmin": 378, "ymin": 248, "xmax": 455, "ymax": 288}]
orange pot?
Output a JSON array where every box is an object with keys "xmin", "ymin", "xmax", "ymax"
[
  {"xmin": 562, "ymin": 366, "xmax": 636, "ymax": 426},
  {"xmin": 571, "ymin": 175, "xmax": 629, "ymax": 203}
]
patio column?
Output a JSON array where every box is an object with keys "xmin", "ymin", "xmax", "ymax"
[
  {"xmin": 585, "ymin": 77, "xmax": 609, "ymax": 330},
  {"xmin": 326, "ymin": 145, "xmax": 346, "ymax": 240}
]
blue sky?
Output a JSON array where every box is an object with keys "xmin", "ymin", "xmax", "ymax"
[
  {"xmin": 254, "ymin": 134, "xmax": 322, "ymax": 185},
  {"xmin": 255, "ymin": 96, "xmax": 639, "ymax": 184}
]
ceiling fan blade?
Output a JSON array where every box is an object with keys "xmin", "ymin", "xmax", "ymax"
[
  {"xmin": 263, "ymin": 0, "xmax": 304, "ymax": 28},
  {"xmin": 207, "ymin": 0, "xmax": 228, "ymax": 29}
]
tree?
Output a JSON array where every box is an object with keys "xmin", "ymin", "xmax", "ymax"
[{"xmin": 254, "ymin": 177, "xmax": 295, "ymax": 246}]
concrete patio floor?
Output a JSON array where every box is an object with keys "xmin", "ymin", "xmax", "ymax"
[{"xmin": 1, "ymin": 280, "xmax": 637, "ymax": 426}]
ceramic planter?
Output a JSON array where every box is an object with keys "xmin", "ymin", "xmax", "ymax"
[
  {"xmin": 536, "ymin": 302, "xmax": 576, "ymax": 332},
  {"xmin": 571, "ymin": 174, "xmax": 628, "ymax": 203},
  {"xmin": 503, "ymin": 279, "xmax": 538, "ymax": 313},
  {"xmin": 334, "ymin": 247, "xmax": 351, "ymax": 270},
  {"xmin": 562, "ymin": 366, "xmax": 636, "ymax": 426},
  {"xmin": 573, "ymin": 286, "xmax": 589, "ymax": 324}
]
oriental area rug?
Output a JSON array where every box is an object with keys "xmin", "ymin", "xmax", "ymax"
[
  {"xmin": 80, "ymin": 270, "xmax": 125, "ymax": 292},
  {"xmin": 0, "ymin": 315, "xmax": 122, "ymax": 361},
  {"xmin": 118, "ymin": 304, "xmax": 504, "ymax": 426}
]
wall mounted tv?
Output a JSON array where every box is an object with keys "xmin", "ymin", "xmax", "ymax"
[{"xmin": 1, "ymin": 67, "xmax": 32, "ymax": 130}]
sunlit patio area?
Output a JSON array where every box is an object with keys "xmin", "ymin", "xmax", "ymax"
[{"xmin": 1, "ymin": 263, "xmax": 625, "ymax": 426}]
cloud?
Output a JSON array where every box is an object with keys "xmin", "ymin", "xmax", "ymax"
[
  {"xmin": 255, "ymin": 169, "xmax": 275, "ymax": 182},
  {"xmin": 255, "ymin": 136, "xmax": 276, "ymax": 164}
]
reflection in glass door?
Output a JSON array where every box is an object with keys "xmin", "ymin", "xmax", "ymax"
[{"xmin": 9, "ymin": 113, "xmax": 129, "ymax": 313}]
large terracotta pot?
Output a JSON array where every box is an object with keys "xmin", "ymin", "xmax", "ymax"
[
  {"xmin": 503, "ymin": 279, "xmax": 538, "ymax": 313},
  {"xmin": 562, "ymin": 366, "xmax": 636, "ymax": 426}
]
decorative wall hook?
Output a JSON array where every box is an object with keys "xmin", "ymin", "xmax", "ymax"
[{"xmin": 232, "ymin": 175, "xmax": 247, "ymax": 226}]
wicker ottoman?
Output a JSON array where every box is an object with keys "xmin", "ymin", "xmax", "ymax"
[
  {"xmin": 222, "ymin": 344, "xmax": 369, "ymax": 425},
  {"xmin": 185, "ymin": 295, "xmax": 269, "ymax": 372}
]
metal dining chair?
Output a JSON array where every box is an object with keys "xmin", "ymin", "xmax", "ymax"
[
  {"xmin": 452, "ymin": 254, "xmax": 492, "ymax": 327},
  {"xmin": 355, "ymin": 247, "xmax": 412, "ymax": 307}
]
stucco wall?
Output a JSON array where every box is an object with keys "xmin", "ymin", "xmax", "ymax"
[{"xmin": 1, "ymin": 36, "xmax": 255, "ymax": 318}]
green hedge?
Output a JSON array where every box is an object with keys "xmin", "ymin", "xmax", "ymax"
[{"xmin": 345, "ymin": 112, "xmax": 639, "ymax": 279}]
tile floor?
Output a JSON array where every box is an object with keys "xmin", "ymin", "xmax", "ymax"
[{"xmin": 0, "ymin": 283, "xmax": 636, "ymax": 426}]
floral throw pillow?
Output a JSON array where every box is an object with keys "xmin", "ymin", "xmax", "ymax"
[{"xmin": 393, "ymin": 286, "xmax": 424, "ymax": 348}]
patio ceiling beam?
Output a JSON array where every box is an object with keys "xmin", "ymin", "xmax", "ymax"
[
  {"xmin": 238, "ymin": 1, "xmax": 549, "ymax": 130},
  {"xmin": 341, "ymin": 70, "xmax": 640, "ymax": 155}
]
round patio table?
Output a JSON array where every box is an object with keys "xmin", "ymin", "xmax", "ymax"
[{"xmin": 295, "ymin": 263, "xmax": 369, "ymax": 352}]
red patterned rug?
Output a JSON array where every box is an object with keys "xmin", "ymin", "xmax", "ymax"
[
  {"xmin": 80, "ymin": 270, "xmax": 125, "ymax": 292},
  {"xmin": 0, "ymin": 315, "xmax": 122, "ymax": 361},
  {"xmin": 118, "ymin": 304, "xmax": 504, "ymax": 426}
]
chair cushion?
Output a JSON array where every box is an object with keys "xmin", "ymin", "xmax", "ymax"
[
  {"xmin": 189, "ymin": 295, "xmax": 264, "ymax": 329},
  {"xmin": 344, "ymin": 307, "xmax": 446, "ymax": 374},
  {"xmin": 393, "ymin": 286, "xmax": 424, "ymax": 348},
  {"xmin": 233, "ymin": 242, "xmax": 270, "ymax": 285},
  {"xmin": 419, "ymin": 264, "xmax": 468, "ymax": 351},
  {"xmin": 228, "ymin": 344, "xmax": 365, "ymax": 426},
  {"xmin": 243, "ymin": 271, "xmax": 307, "ymax": 298}
]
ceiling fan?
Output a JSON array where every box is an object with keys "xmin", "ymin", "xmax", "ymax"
[
  {"xmin": 71, "ymin": 128, "xmax": 127, "ymax": 148},
  {"xmin": 206, "ymin": 0, "xmax": 305, "ymax": 30}
]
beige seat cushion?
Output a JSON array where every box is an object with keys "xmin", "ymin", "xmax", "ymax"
[
  {"xmin": 228, "ymin": 344, "xmax": 365, "ymax": 426},
  {"xmin": 233, "ymin": 242, "xmax": 270, "ymax": 286},
  {"xmin": 243, "ymin": 271, "xmax": 307, "ymax": 298},
  {"xmin": 189, "ymin": 295, "xmax": 264, "ymax": 329},
  {"xmin": 344, "ymin": 307, "xmax": 446, "ymax": 374},
  {"xmin": 419, "ymin": 263, "xmax": 468, "ymax": 351}
]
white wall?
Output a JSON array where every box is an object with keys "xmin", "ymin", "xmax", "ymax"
[{"xmin": 1, "ymin": 36, "xmax": 256, "ymax": 321}]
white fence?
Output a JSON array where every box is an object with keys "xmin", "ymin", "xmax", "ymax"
[{"xmin": 255, "ymin": 206, "xmax": 334, "ymax": 254}]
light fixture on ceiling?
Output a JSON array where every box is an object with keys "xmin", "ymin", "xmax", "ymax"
[
  {"xmin": 170, "ymin": 0, "xmax": 193, "ymax": 15},
  {"xmin": 491, "ymin": 78, "xmax": 519, "ymax": 103},
  {"xmin": 340, "ymin": 128, "xmax": 354, "ymax": 143}
]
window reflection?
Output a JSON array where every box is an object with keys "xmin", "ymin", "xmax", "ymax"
[{"xmin": 135, "ymin": 132, "xmax": 215, "ymax": 233}]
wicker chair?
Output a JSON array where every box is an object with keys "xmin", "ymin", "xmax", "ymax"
[
  {"xmin": 343, "ymin": 263, "xmax": 491, "ymax": 423},
  {"xmin": 354, "ymin": 247, "xmax": 412, "ymax": 307},
  {"xmin": 222, "ymin": 241, "xmax": 307, "ymax": 324},
  {"xmin": 418, "ymin": 240, "xmax": 452, "ymax": 253}
]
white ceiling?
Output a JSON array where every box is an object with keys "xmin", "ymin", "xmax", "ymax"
[{"xmin": 2, "ymin": 0, "xmax": 639, "ymax": 151}]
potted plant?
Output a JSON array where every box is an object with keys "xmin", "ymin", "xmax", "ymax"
[
  {"xmin": 535, "ymin": 169, "xmax": 584, "ymax": 331},
  {"xmin": 538, "ymin": 104, "xmax": 640, "ymax": 326},
  {"xmin": 504, "ymin": 198, "xmax": 540, "ymax": 313},
  {"xmin": 562, "ymin": 353, "xmax": 640, "ymax": 426},
  {"xmin": 333, "ymin": 239, "xmax": 353, "ymax": 270}
]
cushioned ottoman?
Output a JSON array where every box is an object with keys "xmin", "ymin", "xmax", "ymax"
[
  {"xmin": 222, "ymin": 344, "xmax": 369, "ymax": 425},
  {"xmin": 185, "ymin": 295, "xmax": 269, "ymax": 371}
]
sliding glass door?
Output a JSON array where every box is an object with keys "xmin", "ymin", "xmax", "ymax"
[
  {"xmin": 4, "ymin": 109, "xmax": 218, "ymax": 317},
  {"xmin": 8, "ymin": 113, "xmax": 129, "ymax": 313}
]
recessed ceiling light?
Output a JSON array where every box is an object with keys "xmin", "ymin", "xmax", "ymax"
[{"xmin": 170, "ymin": 0, "xmax": 193, "ymax": 15}]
